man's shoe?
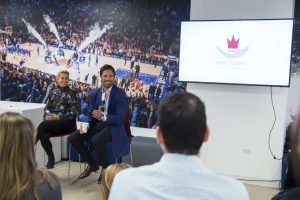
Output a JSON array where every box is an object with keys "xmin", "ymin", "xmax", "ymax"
[
  {"xmin": 78, "ymin": 164, "xmax": 99, "ymax": 179},
  {"xmin": 46, "ymin": 155, "xmax": 55, "ymax": 169}
]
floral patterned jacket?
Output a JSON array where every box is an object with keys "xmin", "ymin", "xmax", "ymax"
[{"xmin": 44, "ymin": 84, "xmax": 78, "ymax": 121}]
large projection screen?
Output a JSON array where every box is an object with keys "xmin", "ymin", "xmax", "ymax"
[{"xmin": 179, "ymin": 19, "xmax": 294, "ymax": 87}]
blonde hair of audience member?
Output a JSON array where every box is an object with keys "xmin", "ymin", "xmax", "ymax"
[
  {"xmin": 291, "ymin": 111, "xmax": 300, "ymax": 184},
  {"xmin": 101, "ymin": 163, "xmax": 131, "ymax": 200},
  {"xmin": 0, "ymin": 112, "xmax": 55, "ymax": 200}
]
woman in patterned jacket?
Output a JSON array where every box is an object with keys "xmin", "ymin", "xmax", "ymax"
[{"xmin": 35, "ymin": 70, "xmax": 78, "ymax": 168}]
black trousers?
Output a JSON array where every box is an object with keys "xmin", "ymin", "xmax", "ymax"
[
  {"xmin": 68, "ymin": 121, "xmax": 112, "ymax": 168},
  {"xmin": 36, "ymin": 120, "xmax": 74, "ymax": 157}
]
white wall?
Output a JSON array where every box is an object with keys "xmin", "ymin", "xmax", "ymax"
[
  {"xmin": 188, "ymin": 0, "xmax": 295, "ymax": 188},
  {"xmin": 133, "ymin": 0, "xmax": 295, "ymax": 188},
  {"xmin": 286, "ymin": 77, "xmax": 300, "ymax": 122},
  {"xmin": 190, "ymin": 0, "xmax": 294, "ymax": 20}
]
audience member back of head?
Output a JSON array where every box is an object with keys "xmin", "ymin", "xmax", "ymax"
[
  {"xmin": 101, "ymin": 163, "xmax": 131, "ymax": 200},
  {"xmin": 286, "ymin": 109, "xmax": 300, "ymax": 200},
  {"xmin": 109, "ymin": 92, "xmax": 249, "ymax": 200}
]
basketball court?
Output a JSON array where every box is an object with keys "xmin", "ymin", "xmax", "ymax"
[{"xmin": 6, "ymin": 43, "xmax": 163, "ymax": 85}]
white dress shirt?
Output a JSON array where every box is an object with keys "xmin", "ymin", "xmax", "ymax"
[
  {"xmin": 109, "ymin": 153, "xmax": 249, "ymax": 200},
  {"xmin": 101, "ymin": 86, "xmax": 112, "ymax": 121}
]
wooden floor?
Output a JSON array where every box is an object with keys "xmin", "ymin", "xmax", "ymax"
[{"xmin": 49, "ymin": 161, "xmax": 280, "ymax": 200}]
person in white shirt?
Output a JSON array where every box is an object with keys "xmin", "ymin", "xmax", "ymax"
[{"xmin": 109, "ymin": 92, "xmax": 249, "ymax": 200}]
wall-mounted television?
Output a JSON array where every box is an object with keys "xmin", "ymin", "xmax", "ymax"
[{"xmin": 179, "ymin": 19, "xmax": 294, "ymax": 87}]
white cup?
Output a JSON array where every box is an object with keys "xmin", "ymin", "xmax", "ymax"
[{"xmin": 76, "ymin": 121, "xmax": 89, "ymax": 133}]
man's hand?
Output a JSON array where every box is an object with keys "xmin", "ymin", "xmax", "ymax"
[
  {"xmin": 92, "ymin": 109, "xmax": 103, "ymax": 120},
  {"xmin": 79, "ymin": 123, "xmax": 89, "ymax": 135}
]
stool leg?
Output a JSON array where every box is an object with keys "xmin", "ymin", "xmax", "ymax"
[
  {"xmin": 44, "ymin": 151, "xmax": 46, "ymax": 167},
  {"xmin": 79, "ymin": 153, "xmax": 82, "ymax": 173},
  {"xmin": 68, "ymin": 143, "xmax": 71, "ymax": 184},
  {"xmin": 130, "ymin": 143, "xmax": 133, "ymax": 166}
]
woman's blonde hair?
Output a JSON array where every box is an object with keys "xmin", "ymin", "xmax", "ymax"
[
  {"xmin": 55, "ymin": 70, "xmax": 69, "ymax": 82},
  {"xmin": 0, "ymin": 112, "xmax": 55, "ymax": 200},
  {"xmin": 100, "ymin": 163, "xmax": 131, "ymax": 200}
]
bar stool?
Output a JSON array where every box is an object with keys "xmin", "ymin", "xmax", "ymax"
[{"xmin": 68, "ymin": 110, "xmax": 132, "ymax": 184}]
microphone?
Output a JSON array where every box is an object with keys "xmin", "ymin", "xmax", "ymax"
[
  {"xmin": 99, "ymin": 91, "xmax": 106, "ymax": 112},
  {"xmin": 99, "ymin": 100, "xmax": 105, "ymax": 112}
]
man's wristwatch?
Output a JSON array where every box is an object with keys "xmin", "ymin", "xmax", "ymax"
[{"xmin": 100, "ymin": 114, "xmax": 105, "ymax": 121}]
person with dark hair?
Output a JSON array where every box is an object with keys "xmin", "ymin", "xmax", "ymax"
[
  {"xmin": 69, "ymin": 64, "xmax": 131, "ymax": 181},
  {"xmin": 92, "ymin": 74, "xmax": 97, "ymax": 86},
  {"xmin": 110, "ymin": 92, "xmax": 249, "ymax": 200},
  {"xmin": 154, "ymin": 84, "xmax": 162, "ymax": 102},
  {"xmin": 134, "ymin": 63, "xmax": 140, "ymax": 78},
  {"xmin": 130, "ymin": 57, "xmax": 135, "ymax": 70},
  {"xmin": 271, "ymin": 112, "xmax": 300, "ymax": 200},
  {"xmin": 285, "ymin": 109, "xmax": 300, "ymax": 199},
  {"xmin": 148, "ymin": 83, "xmax": 156, "ymax": 100}
]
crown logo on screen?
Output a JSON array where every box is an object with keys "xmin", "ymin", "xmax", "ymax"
[
  {"xmin": 227, "ymin": 35, "xmax": 239, "ymax": 49},
  {"xmin": 217, "ymin": 34, "xmax": 249, "ymax": 59}
]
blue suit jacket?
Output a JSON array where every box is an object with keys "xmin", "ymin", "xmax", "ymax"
[{"xmin": 88, "ymin": 85, "xmax": 131, "ymax": 159}]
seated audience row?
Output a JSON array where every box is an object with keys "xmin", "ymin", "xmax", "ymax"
[{"xmin": 2, "ymin": 89, "xmax": 300, "ymax": 199}]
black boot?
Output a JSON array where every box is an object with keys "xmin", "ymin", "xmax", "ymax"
[{"xmin": 46, "ymin": 155, "xmax": 55, "ymax": 169}]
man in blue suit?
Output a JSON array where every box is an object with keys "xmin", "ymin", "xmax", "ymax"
[{"xmin": 69, "ymin": 64, "xmax": 131, "ymax": 180}]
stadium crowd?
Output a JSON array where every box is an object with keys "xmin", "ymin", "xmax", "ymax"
[
  {"xmin": 0, "ymin": 0, "xmax": 189, "ymax": 65},
  {"xmin": 0, "ymin": 0, "xmax": 190, "ymax": 128},
  {"xmin": 0, "ymin": 61, "xmax": 186, "ymax": 128}
]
